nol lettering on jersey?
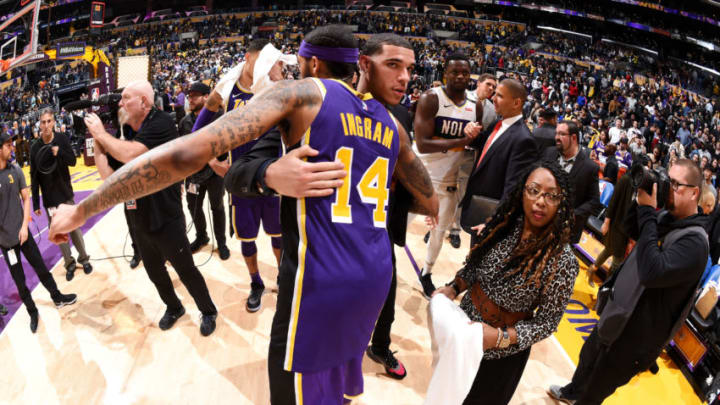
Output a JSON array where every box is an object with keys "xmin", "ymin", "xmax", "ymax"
[
  {"xmin": 339, "ymin": 113, "xmax": 394, "ymax": 150},
  {"xmin": 438, "ymin": 117, "xmax": 470, "ymax": 138}
]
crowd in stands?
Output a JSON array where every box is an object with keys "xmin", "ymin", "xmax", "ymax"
[{"xmin": 1, "ymin": 7, "xmax": 718, "ymax": 187}]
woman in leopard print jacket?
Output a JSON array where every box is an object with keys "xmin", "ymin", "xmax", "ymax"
[{"xmin": 436, "ymin": 160, "xmax": 579, "ymax": 405}]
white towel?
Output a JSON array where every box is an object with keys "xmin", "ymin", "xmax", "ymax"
[
  {"xmin": 424, "ymin": 294, "xmax": 485, "ymax": 405},
  {"xmin": 214, "ymin": 43, "xmax": 297, "ymax": 108}
]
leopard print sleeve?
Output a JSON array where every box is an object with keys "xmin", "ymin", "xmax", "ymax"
[{"xmin": 488, "ymin": 244, "xmax": 579, "ymax": 358}]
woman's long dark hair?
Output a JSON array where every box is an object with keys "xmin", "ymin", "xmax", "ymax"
[{"xmin": 467, "ymin": 159, "xmax": 575, "ymax": 294}]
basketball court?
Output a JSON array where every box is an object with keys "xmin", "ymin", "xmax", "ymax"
[{"xmin": 0, "ymin": 158, "xmax": 700, "ymax": 404}]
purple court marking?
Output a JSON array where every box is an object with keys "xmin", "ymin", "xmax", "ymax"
[
  {"xmin": 404, "ymin": 245, "xmax": 422, "ymax": 277},
  {"xmin": 72, "ymin": 170, "xmax": 99, "ymax": 184},
  {"xmin": 0, "ymin": 190, "xmax": 111, "ymax": 334}
]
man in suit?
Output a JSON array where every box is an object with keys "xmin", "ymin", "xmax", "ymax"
[
  {"xmin": 543, "ymin": 120, "xmax": 602, "ymax": 244},
  {"xmin": 533, "ymin": 108, "xmax": 557, "ymax": 154},
  {"xmin": 462, "ymin": 78, "xmax": 538, "ymax": 245}
]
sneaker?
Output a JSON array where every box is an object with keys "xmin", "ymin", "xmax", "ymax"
[
  {"xmin": 200, "ymin": 313, "xmax": 217, "ymax": 336},
  {"xmin": 423, "ymin": 231, "xmax": 430, "ymax": 244},
  {"xmin": 246, "ymin": 282, "xmax": 265, "ymax": 313},
  {"xmin": 65, "ymin": 260, "xmax": 77, "ymax": 281},
  {"xmin": 218, "ymin": 244, "xmax": 230, "ymax": 261},
  {"xmin": 547, "ymin": 385, "xmax": 576, "ymax": 404},
  {"xmin": 366, "ymin": 346, "xmax": 407, "ymax": 380},
  {"xmin": 189, "ymin": 236, "xmax": 210, "ymax": 253},
  {"xmin": 0, "ymin": 304, "xmax": 7, "ymax": 316},
  {"xmin": 82, "ymin": 262, "xmax": 93, "ymax": 275},
  {"xmin": 53, "ymin": 293, "xmax": 77, "ymax": 308},
  {"xmin": 448, "ymin": 233, "xmax": 461, "ymax": 249},
  {"xmin": 158, "ymin": 306, "xmax": 185, "ymax": 330},
  {"xmin": 29, "ymin": 311, "xmax": 38, "ymax": 333},
  {"xmin": 129, "ymin": 255, "xmax": 141, "ymax": 269},
  {"xmin": 419, "ymin": 272, "xmax": 436, "ymax": 299}
]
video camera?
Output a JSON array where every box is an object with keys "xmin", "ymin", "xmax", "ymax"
[
  {"xmin": 65, "ymin": 92, "xmax": 123, "ymax": 136},
  {"xmin": 630, "ymin": 162, "xmax": 671, "ymax": 209}
]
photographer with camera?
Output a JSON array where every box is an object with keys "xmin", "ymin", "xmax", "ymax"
[
  {"xmin": 30, "ymin": 107, "xmax": 92, "ymax": 281},
  {"xmin": 549, "ymin": 159, "xmax": 709, "ymax": 404},
  {"xmin": 85, "ymin": 81, "xmax": 218, "ymax": 336}
]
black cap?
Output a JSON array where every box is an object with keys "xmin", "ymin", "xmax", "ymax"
[
  {"xmin": 539, "ymin": 108, "xmax": 557, "ymax": 119},
  {"xmin": 188, "ymin": 82, "xmax": 210, "ymax": 95},
  {"xmin": 0, "ymin": 132, "xmax": 14, "ymax": 144}
]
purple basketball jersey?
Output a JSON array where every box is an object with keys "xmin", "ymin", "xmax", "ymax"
[
  {"xmin": 227, "ymin": 83, "xmax": 258, "ymax": 162},
  {"xmin": 282, "ymin": 78, "xmax": 400, "ymax": 372}
]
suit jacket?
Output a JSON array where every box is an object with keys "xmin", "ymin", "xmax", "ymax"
[
  {"xmin": 532, "ymin": 124, "xmax": 556, "ymax": 155},
  {"xmin": 460, "ymin": 118, "xmax": 538, "ymax": 228},
  {"xmin": 543, "ymin": 147, "xmax": 602, "ymax": 243}
]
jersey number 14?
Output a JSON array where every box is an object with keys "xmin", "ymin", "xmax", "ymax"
[{"xmin": 331, "ymin": 146, "xmax": 389, "ymax": 228}]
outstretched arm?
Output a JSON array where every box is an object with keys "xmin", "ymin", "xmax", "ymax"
[
  {"xmin": 48, "ymin": 79, "xmax": 322, "ymax": 243},
  {"xmin": 394, "ymin": 124, "xmax": 438, "ymax": 217}
]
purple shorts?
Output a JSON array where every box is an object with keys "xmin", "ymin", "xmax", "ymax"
[
  {"xmin": 271, "ymin": 353, "xmax": 364, "ymax": 404},
  {"xmin": 230, "ymin": 196, "xmax": 281, "ymax": 240}
]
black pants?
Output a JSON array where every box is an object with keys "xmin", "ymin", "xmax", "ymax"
[
  {"xmin": 1, "ymin": 236, "xmax": 59, "ymax": 314},
  {"xmin": 371, "ymin": 250, "xmax": 397, "ymax": 352},
  {"xmin": 186, "ymin": 175, "xmax": 226, "ymax": 246},
  {"xmin": 124, "ymin": 207, "xmax": 140, "ymax": 258},
  {"xmin": 463, "ymin": 348, "xmax": 531, "ymax": 405},
  {"xmin": 563, "ymin": 328, "xmax": 657, "ymax": 405},
  {"xmin": 135, "ymin": 217, "xmax": 217, "ymax": 315}
]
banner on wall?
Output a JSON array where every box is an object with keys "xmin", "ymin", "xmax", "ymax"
[{"xmin": 57, "ymin": 42, "xmax": 86, "ymax": 58}]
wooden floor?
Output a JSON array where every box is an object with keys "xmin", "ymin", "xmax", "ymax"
[{"xmin": 0, "ymin": 193, "xmax": 677, "ymax": 405}]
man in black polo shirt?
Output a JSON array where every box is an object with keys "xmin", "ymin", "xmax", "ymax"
[
  {"xmin": 30, "ymin": 107, "xmax": 92, "ymax": 281},
  {"xmin": 0, "ymin": 132, "xmax": 76, "ymax": 333},
  {"xmin": 85, "ymin": 81, "xmax": 218, "ymax": 336}
]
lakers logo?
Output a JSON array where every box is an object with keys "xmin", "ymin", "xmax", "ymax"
[{"xmin": 8, "ymin": 174, "xmax": 13, "ymax": 184}]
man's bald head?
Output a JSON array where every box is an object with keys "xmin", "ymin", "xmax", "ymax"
[
  {"xmin": 499, "ymin": 78, "xmax": 527, "ymax": 103},
  {"xmin": 125, "ymin": 80, "xmax": 155, "ymax": 107},
  {"xmin": 120, "ymin": 80, "xmax": 157, "ymax": 131}
]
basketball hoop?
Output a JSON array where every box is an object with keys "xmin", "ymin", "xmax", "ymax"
[{"xmin": 0, "ymin": 0, "xmax": 40, "ymax": 73}]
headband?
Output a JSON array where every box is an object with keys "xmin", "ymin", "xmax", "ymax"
[{"xmin": 298, "ymin": 40, "xmax": 359, "ymax": 64}]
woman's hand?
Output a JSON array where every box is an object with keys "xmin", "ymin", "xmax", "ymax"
[
  {"xmin": 432, "ymin": 285, "xmax": 457, "ymax": 300},
  {"xmin": 481, "ymin": 323, "xmax": 499, "ymax": 351},
  {"xmin": 471, "ymin": 223, "xmax": 486, "ymax": 236}
]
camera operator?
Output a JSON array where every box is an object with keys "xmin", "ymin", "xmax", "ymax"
[
  {"xmin": 179, "ymin": 82, "xmax": 229, "ymax": 259},
  {"xmin": 30, "ymin": 107, "xmax": 92, "ymax": 281},
  {"xmin": 549, "ymin": 158, "xmax": 709, "ymax": 404},
  {"xmin": 85, "ymin": 81, "xmax": 218, "ymax": 336}
]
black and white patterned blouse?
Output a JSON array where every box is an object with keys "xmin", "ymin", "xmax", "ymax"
[{"xmin": 456, "ymin": 217, "xmax": 579, "ymax": 360}]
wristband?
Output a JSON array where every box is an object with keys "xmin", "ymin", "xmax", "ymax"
[
  {"xmin": 495, "ymin": 327, "xmax": 502, "ymax": 348},
  {"xmin": 256, "ymin": 159, "xmax": 278, "ymax": 196},
  {"xmin": 445, "ymin": 281, "xmax": 460, "ymax": 296},
  {"xmin": 192, "ymin": 107, "xmax": 216, "ymax": 132}
]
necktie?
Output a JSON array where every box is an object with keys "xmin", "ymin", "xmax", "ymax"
[{"xmin": 476, "ymin": 121, "xmax": 503, "ymax": 170}]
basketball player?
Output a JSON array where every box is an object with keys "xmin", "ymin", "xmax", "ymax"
[
  {"xmin": 413, "ymin": 53, "xmax": 482, "ymax": 298},
  {"xmin": 192, "ymin": 38, "xmax": 287, "ymax": 312},
  {"xmin": 225, "ymin": 33, "xmax": 427, "ymax": 382},
  {"xmin": 49, "ymin": 25, "xmax": 437, "ymax": 403},
  {"xmin": 447, "ymin": 73, "xmax": 497, "ymax": 248}
]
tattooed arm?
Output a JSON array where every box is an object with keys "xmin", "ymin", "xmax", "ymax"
[
  {"xmin": 395, "ymin": 124, "xmax": 438, "ymax": 217},
  {"xmin": 204, "ymin": 90, "xmax": 224, "ymax": 112},
  {"xmin": 48, "ymin": 79, "xmax": 322, "ymax": 243}
]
